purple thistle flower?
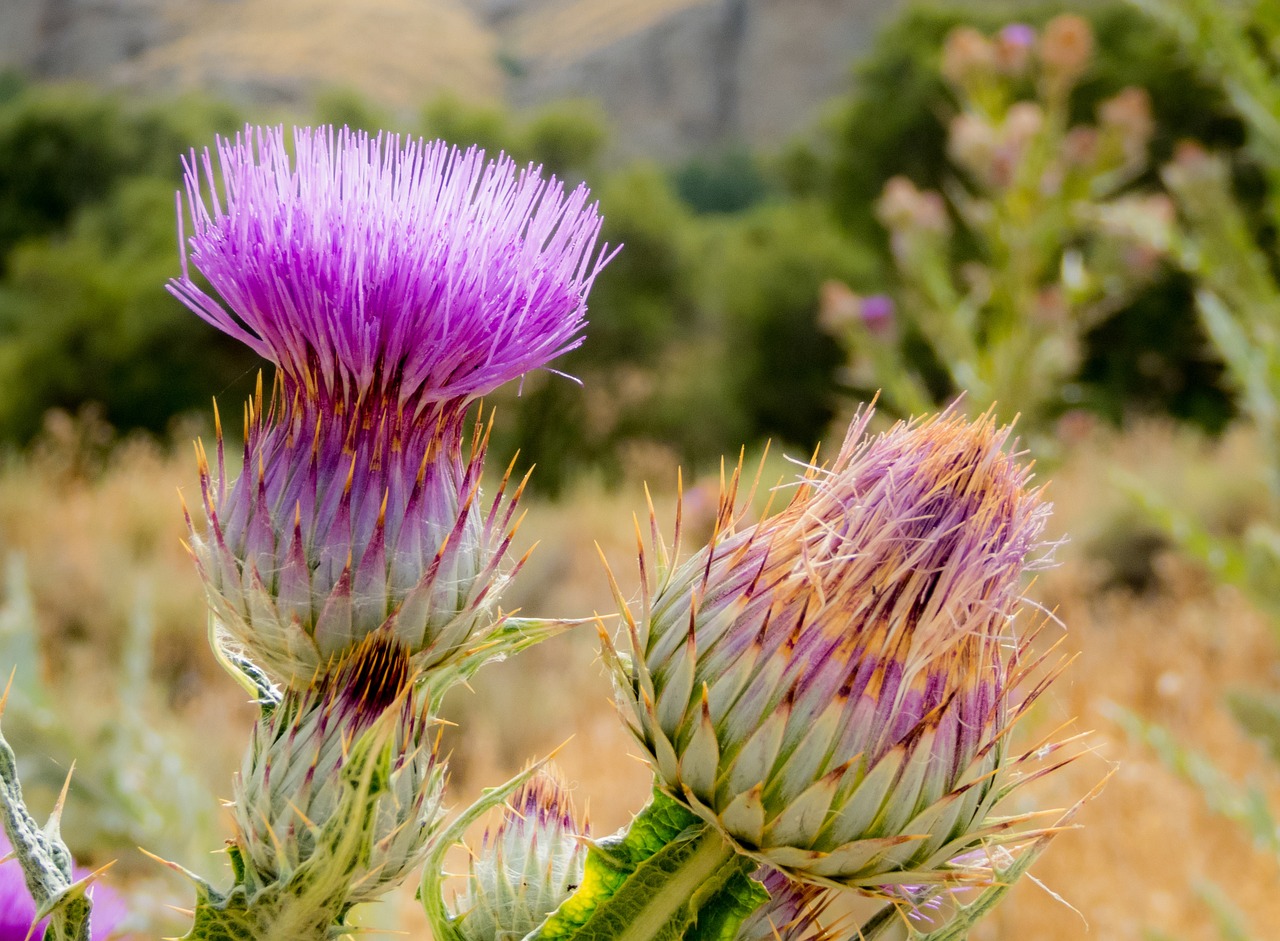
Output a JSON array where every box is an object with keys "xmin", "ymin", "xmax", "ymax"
[
  {"xmin": 859, "ymin": 294, "xmax": 896, "ymax": 334},
  {"xmin": 171, "ymin": 125, "xmax": 609, "ymax": 410},
  {"xmin": 999, "ymin": 23, "xmax": 1037, "ymax": 50},
  {"xmin": 174, "ymin": 125, "xmax": 610, "ymax": 685},
  {"xmin": 607, "ymin": 408, "xmax": 1072, "ymax": 894}
]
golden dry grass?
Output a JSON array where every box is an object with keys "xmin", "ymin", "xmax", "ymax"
[
  {"xmin": 1, "ymin": 412, "xmax": 1278, "ymax": 938},
  {"xmin": 507, "ymin": 0, "xmax": 709, "ymax": 65},
  {"xmin": 116, "ymin": 0, "xmax": 503, "ymax": 109}
]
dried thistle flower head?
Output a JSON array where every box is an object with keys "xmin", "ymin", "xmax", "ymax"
[
  {"xmin": 173, "ymin": 126, "xmax": 611, "ymax": 686},
  {"xmin": 608, "ymin": 408, "xmax": 1073, "ymax": 896},
  {"xmin": 453, "ymin": 766, "xmax": 590, "ymax": 941}
]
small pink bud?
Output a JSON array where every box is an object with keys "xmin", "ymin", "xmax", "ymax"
[
  {"xmin": 941, "ymin": 26, "xmax": 998, "ymax": 88},
  {"xmin": 1040, "ymin": 14, "xmax": 1093, "ymax": 85}
]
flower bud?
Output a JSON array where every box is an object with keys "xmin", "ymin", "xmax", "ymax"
[
  {"xmin": 188, "ymin": 384, "xmax": 527, "ymax": 686},
  {"xmin": 232, "ymin": 631, "xmax": 444, "ymax": 903},
  {"xmin": 1040, "ymin": 14, "xmax": 1093, "ymax": 86},
  {"xmin": 941, "ymin": 27, "xmax": 997, "ymax": 89},
  {"xmin": 995, "ymin": 23, "xmax": 1036, "ymax": 75},
  {"xmin": 610, "ymin": 409, "xmax": 1066, "ymax": 895},
  {"xmin": 859, "ymin": 295, "xmax": 896, "ymax": 336},
  {"xmin": 453, "ymin": 767, "xmax": 589, "ymax": 941},
  {"xmin": 1099, "ymin": 86, "xmax": 1155, "ymax": 167}
]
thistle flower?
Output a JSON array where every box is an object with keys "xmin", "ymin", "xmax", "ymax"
[
  {"xmin": 608, "ymin": 409, "xmax": 1069, "ymax": 896},
  {"xmin": 232, "ymin": 631, "xmax": 444, "ymax": 904},
  {"xmin": 172, "ymin": 125, "xmax": 610, "ymax": 685},
  {"xmin": 452, "ymin": 767, "xmax": 589, "ymax": 941}
]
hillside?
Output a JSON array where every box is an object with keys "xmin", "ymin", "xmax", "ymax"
[{"xmin": 0, "ymin": 0, "xmax": 907, "ymax": 157}]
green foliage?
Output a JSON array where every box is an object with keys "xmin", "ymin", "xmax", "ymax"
[
  {"xmin": 497, "ymin": 183, "xmax": 873, "ymax": 494},
  {"xmin": 522, "ymin": 99, "xmax": 609, "ymax": 180},
  {"xmin": 0, "ymin": 88, "xmax": 143, "ymax": 269},
  {"xmin": 699, "ymin": 202, "xmax": 873, "ymax": 447},
  {"xmin": 421, "ymin": 95, "xmax": 607, "ymax": 180},
  {"xmin": 0, "ymin": 178, "xmax": 260, "ymax": 443},
  {"xmin": 312, "ymin": 87, "xmax": 398, "ymax": 137},
  {"xmin": 526, "ymin": 790, "xmax": 762, "ymax": 941},
  {"xmin": 0, "ymin": 83, "xmax": 254, "ymax": 445},
  {"xmin": 0, "ymin": 717, "xmax": 96, "ymax": 941},
  {"xmin": 819, "ymin": 0, "xmax": 1238, "ymax": 429},
  {"xmin": 0, "ymin": 86, "xmax": 243, "ymax": 271},
  {"xmin": 825, "ymin": 1, "xmax": 1232, "ymax": 242},
  {"xmin": 672, "ymin": 148, "xmax": 774, "ymax": 215}
]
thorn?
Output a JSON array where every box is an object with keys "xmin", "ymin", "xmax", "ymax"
[
  {"xmin": 48, "ymin": 760, "xmax": 76, "ymax": 833},
  {"xmin": 0, "ymin": 667, "xmax": 13, "ymax": 718}
]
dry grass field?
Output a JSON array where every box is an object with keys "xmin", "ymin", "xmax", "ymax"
[{"xmin": 1, "ymin": 410, "xmax": 1278, "ymax": 939}]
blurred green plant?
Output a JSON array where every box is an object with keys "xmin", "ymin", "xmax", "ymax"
[
  {"xmin": 0, "ymin": 178, "xmax": 260, "ymax": 443},
  {"xmin": 820, "ymin": 14, "xmax": 1176, "ymax": 432},
  {"xmin": 0, "ymin": 85, "xmax": 256, "ymax": 445},
  {"xmin": 0, "ymin": 553, "xmax": 222, "ymax": 873},
  {"xmin": 1119, "ymin": 0, "xmax": 1280, "ymax": 622},
  {"xmin": 421, "ymin": 94, "xmax": 608, "ymax": 182},
  {"xmin": 816, "ymin": 0, "xmax": 1238, "ymax": 430},
  {"xmin": 1107, "ymin": 5, "xmax": 1280, "ymax": 939}
]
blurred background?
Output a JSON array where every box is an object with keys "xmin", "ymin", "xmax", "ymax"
[{"xmin": 0, "ymin": 0, "xmax": 1278, "ymax": 938}]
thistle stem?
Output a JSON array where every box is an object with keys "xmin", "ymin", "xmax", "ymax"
[
  {"xmin": 526, "ymin": 792, "xmax": 761, "ymax": 941},
  {"xmin": 608, "ymin": 825, "xmax": 738, "ymax": 941}
]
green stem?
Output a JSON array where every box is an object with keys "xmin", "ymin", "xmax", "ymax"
[
  {"xmin": 610, "ymin": 826, "xmax": 737, "ymax": 941},
  {"xmin": 527, "ymin": 790, "xmax": 765, "ymax": 941}
]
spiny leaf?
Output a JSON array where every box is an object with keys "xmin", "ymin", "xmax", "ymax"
[
  {"xmin": 0, "ymin": 704, "xmax": 94, "ymax": 941},
  {"xmin": 527, "ymin": 789, "xmax": 764, "ymax": 941}
]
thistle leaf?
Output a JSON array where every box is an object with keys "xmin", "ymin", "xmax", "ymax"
[
  {"xmin": 0, "ymin": 705, "xmax": 93, "ymax": 941},
  {"xmin": 526, "ymin": 789, "xmax": 764, "ymax": 941}
]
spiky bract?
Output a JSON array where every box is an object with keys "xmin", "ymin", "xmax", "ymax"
[
  {"xmin": 611, "ymin": 409, "xmax": 1067, "ymax": 894},
  {"xmin": 188, "ymin": 381, "xmax": 528, "ymax": 686},
  {"xmin": 232, "ymin": 632, "xmax": 444, "ymax": 904},
  {"xmin": 735, "ymin": 868, "xmax": 832, "ymax": 941},
  {"xmin": 454, "ymin": 767, "xmax": 589, "ymax": 941}
]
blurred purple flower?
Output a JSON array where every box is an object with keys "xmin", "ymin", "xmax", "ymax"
[
  {"xmin": 999, "ymin": 23, "xmax": 1036, "ymax": 49},
  {"xmin": 859, "ymin": 294, "xmax": 895, "ymax": 332},
  {"xmin": 0, "ymin": 833, "xmax": 127, "ymax": 940}
]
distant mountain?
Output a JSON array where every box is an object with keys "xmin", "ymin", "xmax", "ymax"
[{"xmin": 1, "ymin": 0, "xmax": 907, "ymax": 158}]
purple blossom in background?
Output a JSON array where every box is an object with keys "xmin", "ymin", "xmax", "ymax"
[
  {"xmin": 859, "ymin": 293, "xmax": 895, "ymax": 332},
  {"xmin": 173, "ymin": 126, "xmax": 613, "ymax": 685},
  {"xmin": 999, "ymin": 23, "xmax": 1037, "ymax": 49},
  {"xmin": 0, "ymin": 833, "xmax": 127, "ymax": 940}
]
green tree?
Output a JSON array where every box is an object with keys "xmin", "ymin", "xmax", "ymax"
[{"xmin": 0, "ymin": 179, "xmax": 260, "ymax": 443}]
